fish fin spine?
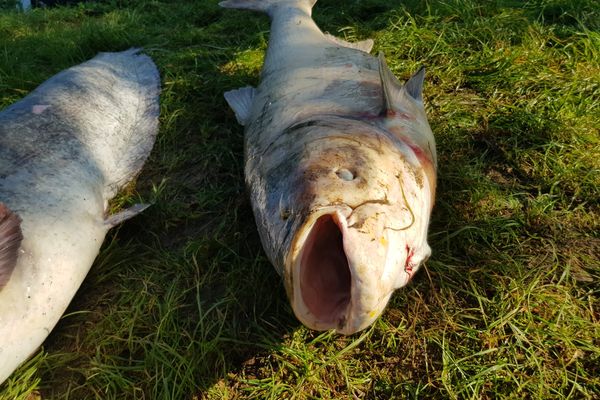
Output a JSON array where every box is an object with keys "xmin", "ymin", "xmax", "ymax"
[
  {"xmin": 0, "ymin": 203, "xmax": 23, "ymax": 289},
  {"xmin": 224, "ymin": 86, "xmax": 256, "ymax": 126},
  {"xmin": 104, "ymin": 203, "xmax": 150, "ymax": 228}
]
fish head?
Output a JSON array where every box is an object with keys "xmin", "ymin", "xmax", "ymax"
[{"xmin": 282, "ymin": 118, "xmax": 435, "ymax": 335}]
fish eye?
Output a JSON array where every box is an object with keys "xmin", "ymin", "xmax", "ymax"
[{"xmin": 335, "ymin": 168, "xmax": 355, "ymax": 181}]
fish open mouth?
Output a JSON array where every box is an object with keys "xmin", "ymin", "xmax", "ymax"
[{"xmin": 298, "ymin": 214, "xmax": 351, "ymax": 328}]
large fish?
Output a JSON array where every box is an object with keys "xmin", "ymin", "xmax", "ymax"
[
  {"xmin": 222, "ymin": 0, "xmax": 437, "ymax": 334},
  {"xmin": 0, "ymin": 49, "xmax": 160, "ymax": 383}
]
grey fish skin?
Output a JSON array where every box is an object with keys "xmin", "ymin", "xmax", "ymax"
[
  {"xmin": 0, "ymin": 49, "xmax": 160, "ymax": 384},
  {"xmin": 222, "ymin": 0, "xmax": 437, "ymax": 334}
]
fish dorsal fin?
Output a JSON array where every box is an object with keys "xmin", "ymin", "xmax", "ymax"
[
  {"xmin": 378, "ymin": 52, "xmax": 425, "ymax": 112},
  {"xmin": 0, "ymin": 203, "xmax": 23, "ymax": 289},
  {"xmin": 224, "ymin": 86, "xmax": 256, "ymax": 126},
  {"xmin": 104, "ymin": 203, "xmax": 151, "ymax": 228},
  {"xmin": 325, "ymin": 33, "xmax": 374, "ymax": 53}
]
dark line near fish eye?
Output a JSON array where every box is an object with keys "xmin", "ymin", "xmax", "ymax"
[
  {"xmin": 384, "ymin": 179, "xmax": 415, "ymax": 232},
  {"xmin": 350, "ymin": 198, "xmax": 391, "ymax": 210}
]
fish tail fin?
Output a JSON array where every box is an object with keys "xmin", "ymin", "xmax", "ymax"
[
  {"xmin": 85, "ymin": 49, "xmax": 161, "ymax": 198},
  {"xmin": 0, "ymin": 203, "xmax": 22, "ymax": 289},
  {"xmin": 219, "ymin": 0, "xmax": 316, "ymax": 16}
]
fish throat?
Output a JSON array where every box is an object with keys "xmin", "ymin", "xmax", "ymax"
[{"xmin": 299, "ymin": 213, "xmax": 351, "ymax": 327}]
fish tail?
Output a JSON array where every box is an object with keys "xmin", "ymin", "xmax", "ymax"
[{"xmin": 219, "ymin": 0, "xmax": 316, "ymax": 17}]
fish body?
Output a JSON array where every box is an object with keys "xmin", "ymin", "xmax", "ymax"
[
  {"xmin": 222, "ymin": 0, "xmax": 437, "ymax": 334},
  {"xmin": 0, "ymin": 49, "xmax": 160, "ymax": 383}
]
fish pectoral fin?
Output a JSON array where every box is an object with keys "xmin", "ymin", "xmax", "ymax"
[
  {"xmin": 378, "ymin": 52, "xmax": 426, "ymax": 112},
  {"xmin": 224, "ymin": 86, "xmax": 256, "ymax": 126},
  {"xmin": 404, "ymin": 66, "xmax": 425, "ymax": 103},
  {"xmin": 325, "ymin": 33, "xmax": 374, "ymax": 53},
  {"xmin": 0, "ymin": 203, "xmax": 23, "ymax": 289},
  {"xmin": 104, "ymin": 203, "xmax": 150, "ymax": 228}
]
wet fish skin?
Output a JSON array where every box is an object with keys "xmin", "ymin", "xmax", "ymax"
[
  {"xmin": 222, "ymin": 0, "xmax": 437, "ymax": 334},
  {"xmin": 0, "ymin": 49, "xmax": 160, "ymax": 383}
]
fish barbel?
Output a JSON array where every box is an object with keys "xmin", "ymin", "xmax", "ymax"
[
  {"xmin": 222, "ymin": 0, "xmax": 437, "ymax": 334},
  {"xmin": 0, "ymin": 49, "xmax": 160, "ymax": 383}
]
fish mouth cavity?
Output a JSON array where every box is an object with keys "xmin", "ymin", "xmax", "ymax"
[{"xmin": 290, "ymin": 207, "xmax": 354, "ymax": 331}]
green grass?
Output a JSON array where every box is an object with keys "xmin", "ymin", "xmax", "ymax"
[{"xmin": 0, "ymin": 0, "xmax": 599, "ymax": 398}]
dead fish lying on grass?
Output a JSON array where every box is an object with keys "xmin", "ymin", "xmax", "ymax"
[
  {"xmin": 222, "ymin": 0, "xmax": 437, "ymax": 334},
  {"xmin": 0, "ymin": 49, "xmax": 160, "ymax": 383}
]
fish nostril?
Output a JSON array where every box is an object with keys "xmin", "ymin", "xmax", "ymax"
[{"xmin": 336, "ymin": 168, "xmax": 355, "ymax": 181}]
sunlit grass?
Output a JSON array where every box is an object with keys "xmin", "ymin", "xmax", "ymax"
[{"xmin": 0, "ymin": 0, "xmax": 598, "ymax": 398}]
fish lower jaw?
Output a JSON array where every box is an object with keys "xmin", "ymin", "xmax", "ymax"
[{"xmin": 288, "ymin": 208, "xmax": 386, "ymax": 335}]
